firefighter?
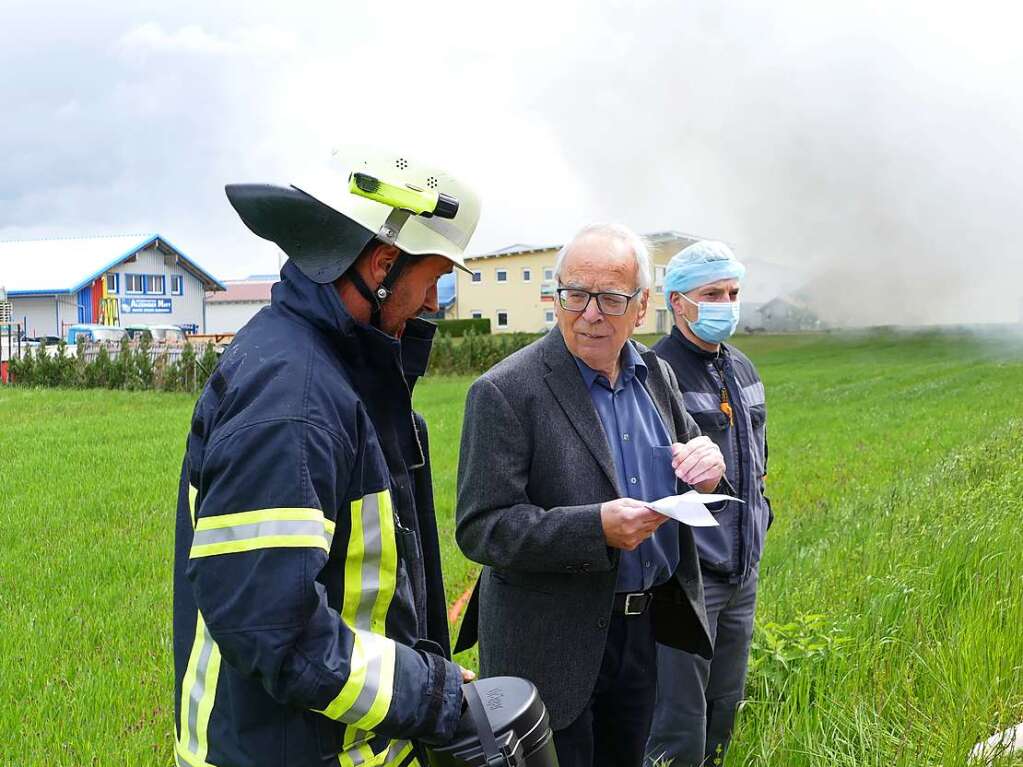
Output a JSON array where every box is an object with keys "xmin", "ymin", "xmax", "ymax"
[
  {"xmin": 173, "ymin": 150, "xmax": 480, "ymax": 767},
  {"xmin": 645, "ymin": 241, "xmax": 772, "ymax": 766}
]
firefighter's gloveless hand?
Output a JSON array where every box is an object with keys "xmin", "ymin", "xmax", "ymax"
[
  {"xmin": 672, "ymin": 436, "xmax": 725, "ymax": 492},
  {"xmin": 600, "ymin": 498, "xmax": 671, "ymax": 551}
]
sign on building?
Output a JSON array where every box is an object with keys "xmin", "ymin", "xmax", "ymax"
[{"xmin": 121, "ymin": 297, "xmax": 173, "ymax": 314}]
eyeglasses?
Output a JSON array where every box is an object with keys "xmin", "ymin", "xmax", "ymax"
[{"xmin": 556, "ymin": 287, "xmax": 641, "ymax": 317}]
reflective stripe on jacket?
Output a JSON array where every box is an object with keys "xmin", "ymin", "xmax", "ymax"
[
  {"xmin": 172, "ymin": 260, "xmax": 461, "ymax": 767},
  {"xmin": 653, "ymin": 327, "xmax": 771, "ymax": 582}
]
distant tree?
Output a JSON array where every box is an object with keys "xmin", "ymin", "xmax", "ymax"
[
  {"xmin": 196, "ymin": 342, "xmax": 219, "ymax": 390},
  {"xmin": 110, "ymin": 337, "xmax": 130, "ymax": 389},
  {"xmin": 134, "ymin": 334, "xmax": 154, "ymax": 390},
  {"xmin": 179, "ymin": 342, "xmax": 198, "ymax": 392}
]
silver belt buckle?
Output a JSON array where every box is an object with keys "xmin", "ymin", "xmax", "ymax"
[{"xmin": 624, "ymin": 593, "xmax": 646, "ymax": 616}]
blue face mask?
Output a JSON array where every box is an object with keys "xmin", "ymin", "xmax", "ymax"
[{"xmin": 681, "ymin": 294, "xmax": 740, "ymax": 343}]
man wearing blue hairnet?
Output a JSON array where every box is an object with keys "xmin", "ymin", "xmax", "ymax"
[{"xmin": 645, "ymin": 241, "xmax": 772, "ymax": 766}]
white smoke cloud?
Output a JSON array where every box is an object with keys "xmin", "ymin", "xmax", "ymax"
[{"xmin": 1, "ymin": 0, "xmax": 1020, "ymax": 324}]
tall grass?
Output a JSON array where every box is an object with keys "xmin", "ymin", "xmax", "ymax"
[{"xmin": 1, "ymin": 331, "xmax": 1021, "ymax": 765}]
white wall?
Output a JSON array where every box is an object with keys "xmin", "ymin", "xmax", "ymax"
[
  {"xmin": 56, "ymin": 294, "xmax": 77, "ymax": 336},
  {"xmin": 10, "ymin": 293, "xmax": 99, "ymax": 338},
  {"xmin": 10, "ymin": 295, "xmax": 59, "ymax": 337},
  {"xmin": 205, "ymin": 301, "xmax": 269, "ymax": 334}
]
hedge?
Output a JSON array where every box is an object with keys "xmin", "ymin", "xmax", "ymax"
[
  {"xmin": 429, "ymin": 330, "xmax": 537, "ymax": 375},
  {"xmin": 6, "ymin": 336, "xmax": 219, "ymax": 392},
  {"xmin": 433, "ymin": 318, "xmax": 492, "ymax": 337},
  {"xmin": 6, "ymin": 330, "xmax": 543, "ymax": 389}
]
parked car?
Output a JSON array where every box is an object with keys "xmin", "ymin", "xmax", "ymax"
[
  {"xmin": 124, "ymin": 324, "xmax": 187, "ymax": 344},
  {"xmin": 24, "ymin": 335, "xmax": 61, "ymax": 346},
  {"xmin": 148, "ymin": 324, "xmax": 187, "ymax": 344},
  {"xmin": 124, "ymin": 324, "xmax": 148, "ymax": 341},
  {"xmin": 66, "ymin": 324, "xmax": 127, "ymax": 345}
]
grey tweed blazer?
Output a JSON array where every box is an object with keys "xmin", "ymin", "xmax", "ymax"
[{"xmin": 454, "ymin": 327, "xmax": 712, "ymax": 730}]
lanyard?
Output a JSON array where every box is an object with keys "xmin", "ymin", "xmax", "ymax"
[{"xmin": 711, "ymin": 357, "xmax": 734, "ymax": 427}]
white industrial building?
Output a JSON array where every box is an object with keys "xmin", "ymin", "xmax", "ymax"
[
  {"xmin": 204, "ymin": 275, "xmax": 276, "ymax": 334},
  {"xmin": 0, "ymin": 234, "xmax": 224, "ymax": 339}
]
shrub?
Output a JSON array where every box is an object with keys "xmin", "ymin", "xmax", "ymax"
[
  {"xmin": 747, "ymin": 613, "xmax": 850, "ymax": 700},
  {"xmin": 4, "ymin": 335, "xmax": 223, "ymax": 392},
  {"xmin": 5, "ymin": 326, "xmax": 527, "ymax": 391},
  {"xmin": 84, "ymin": 345, "xmax": 114, "ymax": 389},
  {"xmin": 51, "ymin": 340, "xmax": 78, "ymax": 388},
  {"xmin": 32, "ymin": 341, "xmax": 57, "ymax": 386},
  {"xmin": 8, "ymin": 344, "xmax": 35, "ymax": 384},
  {"xmin": 196, "ymin": 342, "xmax": 219, "ymax": 389},
  {"xmin": 132, "ymin": 334, "xmax": 155, "ymax": 390},
  {"xmin": 429, "ymin": 330, "xmax": 538, "ymax": 375},
  {"xmin": 178, "ymin": 342, "xmax": 198, "ymax": 392},
  {"xmin": 434, "ymin": 318, "xmax": 492, "ymax": 337},
  {"xmin": 71, "ymin": 337, "xmax": 88, "ymax": 388}
]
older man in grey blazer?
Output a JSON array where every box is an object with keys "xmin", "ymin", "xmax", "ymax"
[{"xmin": 454, "ymin": 224, "xmax": 727, "ymax": 767}]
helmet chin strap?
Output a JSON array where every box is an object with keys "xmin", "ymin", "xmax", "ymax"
[
  {"xmin": 346, "ymin": 252, "xmax": 414, "ymax": 329},
  {"xmin": 344, "ymin": 207, "xmax": 420, "ymax": 330}
]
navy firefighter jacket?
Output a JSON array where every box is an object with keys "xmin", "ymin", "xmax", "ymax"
[
  {"xmin": 172, "ymin": 260, "xmax": 462, "ymax": 767},
  {"xmin": 653, "ymin": 327, "xmax": 772, "ymax": 584}
]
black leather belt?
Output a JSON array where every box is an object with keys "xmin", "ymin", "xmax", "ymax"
[{"xmin": 612, "ymin": 591, "xmax": 653, "ymax": 616}]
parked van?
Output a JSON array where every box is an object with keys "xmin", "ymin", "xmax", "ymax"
[{"xmin": 66, "ymin": 324, "xmax": 127, "ymax": 345}]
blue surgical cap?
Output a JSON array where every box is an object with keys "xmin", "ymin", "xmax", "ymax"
[{"xmin": 663, "ymin": 241, "xmax": 745, "ymax": 301}]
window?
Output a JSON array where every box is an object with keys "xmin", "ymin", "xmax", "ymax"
[
  {"xmin": 471, "ymin": 311, "xmax": 483, "ymax": 319},
  {"xmin": 544, "ymin": 309, "xmax": 555, "ymax": 323},
  {"xmin": 125, "ymin": 274, "xmax": 144, "ymax": 294},
  {"xmin": 543, "ymin": 267, "xmax": 554, "ymax": 281},
  {"xmin": 655, "ymin": 266, "xmax": 666, "ymax": 288},
  {"xmin": 656, "ymin": 309, "xmax": 670, "ymax": 334},
  {"xmin": 471, "ymin": 271, "xmax": 482, "ymax": 283},
  {"xmin": 522, "ymin": 268, "xmax": 532, "ymax": 282},
  {"xmin": 171, "ymin": 275, "xmax": 184, "ymax": 296},
  {"xmin": 144, "ymin": 275, "xmax": 165, "ymax": 294},
  {"xmin": 105, "ymin": 274, "xmax": 119, "ymax": 294},
  {"xmin": 496, "ymin": 310, "xmax": 509, "ymax": 328},
  {"xmin": 496, "ymin": 269, "xmax": 508, "ymax": 283}
]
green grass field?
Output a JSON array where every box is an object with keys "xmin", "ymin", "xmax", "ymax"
[{"xmin": 2, "ymin": 331, "xmax": 1022, "ymax": 766}]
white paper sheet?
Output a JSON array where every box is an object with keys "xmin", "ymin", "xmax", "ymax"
[{"xmin": 646, "ymin": 491, "xmax": 743, "ymax": 527}]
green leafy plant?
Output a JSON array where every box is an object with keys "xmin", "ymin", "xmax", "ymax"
[{"xmin": 747, "ymin": 613, "xmax": 850, "ymax": 700}]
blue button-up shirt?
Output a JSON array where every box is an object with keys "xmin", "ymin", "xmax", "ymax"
[{"xmin": 573, "ymin": 344, "xmax": 680, "ymax": 592}]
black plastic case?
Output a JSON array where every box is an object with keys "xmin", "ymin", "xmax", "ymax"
[{"xmin": 426, "ymin": 677, "xmax": 559, "ymax": 767}]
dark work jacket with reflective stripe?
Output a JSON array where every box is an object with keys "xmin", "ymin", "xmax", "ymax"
[
  {"xmin": 172, "ymin": 260, "xmax": 462, "ymax": 767},
  {"xmin": 653, "ymin": 327, "xmax": 772, "ymax": 583}
]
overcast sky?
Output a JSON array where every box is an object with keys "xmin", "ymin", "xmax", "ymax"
[{"xmin": 2, "ymin": 0, "xmax": 1021, "ymax": 324}]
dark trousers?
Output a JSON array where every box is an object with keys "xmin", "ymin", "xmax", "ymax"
[
  {"xmin": 553, "ymin": 609, "xmax": 657, "ymax": 767},
  {"xmin": 645, "ymin": 566, "xmax": 759, "ymax": 767}
]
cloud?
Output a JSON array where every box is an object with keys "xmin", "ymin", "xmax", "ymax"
[
  {"xmin": 117, "ymin": 22, "xmax": 296, "ymax": 57},
  {"xmin": 118, "ymin": 22, "xmax": 238, "ymax": 55},
  {"xmin": 1, "ymin": 0, "xmax": 1020, "ymax": 323}
]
